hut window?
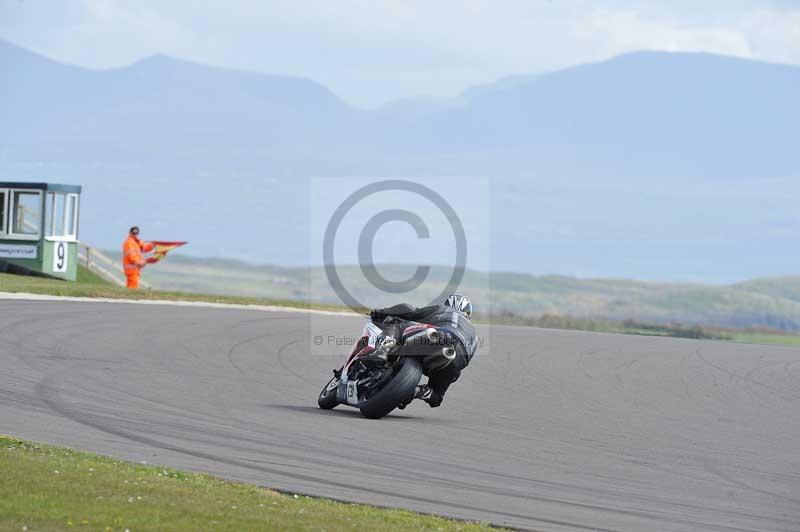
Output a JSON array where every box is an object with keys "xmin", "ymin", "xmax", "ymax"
[
  {"xmin": 0, "ymin": 189, "xmax": 7, "ymax": 234},
  {"xmin": 9, "ymin": 189, "xmax": 42, "ymax": 239}
]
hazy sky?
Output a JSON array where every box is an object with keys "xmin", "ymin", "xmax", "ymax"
[{"xmin": 2, "ymin": 0, "xmax": 799, "ymax": 107}]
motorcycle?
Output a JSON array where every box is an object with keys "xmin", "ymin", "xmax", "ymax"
[{"xmin": 318, "ymin": 316, "xmax": 457, "ymax": 419}]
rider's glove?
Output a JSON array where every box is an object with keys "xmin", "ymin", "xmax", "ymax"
[{"xmin": 370, "ymin": 309, "xmax": 386, "ymax": 321}]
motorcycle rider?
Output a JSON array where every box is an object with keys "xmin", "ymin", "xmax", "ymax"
[{"xmin": 370, "ymin": 294, "xmax": 476, "ymax": 408}]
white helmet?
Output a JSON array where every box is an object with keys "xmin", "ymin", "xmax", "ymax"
[{"xmin": 444, "ymin": 293, "xmax": 472, "ymax": 319}]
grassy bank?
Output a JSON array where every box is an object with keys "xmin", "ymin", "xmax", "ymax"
[
  {"xmin": 491, "ymin": 312, "xmax": 727, "ymax": 339},
  {"xmin": 0, "ymin": 268, "xmax": 353, "ymax": 313},
  {"xmin": 491, "ymin": 313, "xmax": 800, "ymax": 346},
  {"xmin": 729, "ymin": 331, "xmax": 800, "ymax": 346},
  {"xmin": 2, "ymin": 269, "xmax": 799, "ymax": 346},
  {"xmin": 0, "ymin": 435, "xmax": 497, "ymax": 532},
  {"xmin": 130, "ymin": 254, "xmax": 800, "ymax": 334}
]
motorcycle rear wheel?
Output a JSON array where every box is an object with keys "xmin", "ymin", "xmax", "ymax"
[{"xmin": 359, "ymin": 357, "xmax": 422, "ymax": 419}]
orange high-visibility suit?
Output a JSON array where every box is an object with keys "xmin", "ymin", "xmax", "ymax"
[{"xmin": 123, "ymin": 235, "xmax": 154, "ymax": 289}]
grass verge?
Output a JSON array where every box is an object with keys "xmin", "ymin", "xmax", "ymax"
[
  {"xmin": 0, "ymin": 435, "xmax": 498, "ymax": 532},
  {"xmin": 490, "ymin": 313, "xmax": 800, "ymax": 346},
  {"xmin": 2, "ymin": 269, "xmax": 798, "ymax": 346},
  {"xmin": 729, "ymin": 331, "xmax": 800, "ymax": 346},
  {"xmin": 0, "ymin": 268, "xmax": 355, "ymax": 313}
]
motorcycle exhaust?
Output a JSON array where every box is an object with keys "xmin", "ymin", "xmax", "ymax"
[
  {"xmin": 425, "ymin": 328, "xmax": 440, "ymax": 343},
  {"xmin": 422, "ymin": 345, "xmax": 457, "ymax": 372},
  {"xmin": 404, "ymin": 328, "xmax": 440, "ymax": 351}
]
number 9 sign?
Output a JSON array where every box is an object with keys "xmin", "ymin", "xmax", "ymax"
[{"xmin": 53, "ymin": 241, "xmax": 68, "ymax": 273}]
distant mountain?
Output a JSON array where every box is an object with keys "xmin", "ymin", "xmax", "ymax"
[
  {"xmin": 375, "ymin": 51, "xmax": 799, "ymax": 179},
  {"xmin": 0, "ymin": 39, "xmax": 357, "ymax": 146},
  {"xmin": 2, "ymin": 40, "xmax": 799, "ymax": 282},
  {"xmin": 3, "ymin": 40, "xmax": 797, "ymax": 176},
  {"xmin": 459, "ymin": 72, "xmax": 541, "ymax": 100}
]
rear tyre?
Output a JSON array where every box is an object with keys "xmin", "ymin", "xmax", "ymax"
[
  {"xmin": 318, "ymin": 376, "xmax": 340, "ymax": 409},
  {"xmin": 359, "ymin": 357, "xmax": 423, "ymax": 419}
]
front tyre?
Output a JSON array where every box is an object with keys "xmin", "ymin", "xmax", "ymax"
[
  {"xmin": 359, "ymin": 357, "xmax": 422, "ymax": 419},
  {"xmin": 318, "ymin": 375, "xmax": 340, "ymax": 409}
]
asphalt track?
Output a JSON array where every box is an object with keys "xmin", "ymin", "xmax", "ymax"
[{"xmin": 1, "ymin": 298, "xmax": 799, "ymax": 531}]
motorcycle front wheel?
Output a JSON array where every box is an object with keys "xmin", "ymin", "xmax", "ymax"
[
  {"xmin": 318, "ymin": 375, "xmax": 340, "ymax": 409},
  {"xmin": 359, "ymin": 357, "xmax": 422, "ymax": 419}
]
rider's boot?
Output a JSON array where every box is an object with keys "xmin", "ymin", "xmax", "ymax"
[
  {"xmin": 415, "ymin": 384, "xmax": 444, "ymax": 407},
  {"xmin": 398, "ymin": 384, "xmax": 431, "ymax": 410},
  {"xmin": 414, "ymin": 384, "xmax": 433, "ymax": 402}
]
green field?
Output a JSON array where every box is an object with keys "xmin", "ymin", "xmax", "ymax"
[
  {"xmin": 130, "ymin": 255, "xmax": 800, "ymax": 334},
  {"xmin": 2, "ymin": 265, "xmax": 800, "ymax": 346},
  {"xmin": 0, "ymin": 435, "xmax": 496, "ymax": 532},
  {"xmin": 729, "ymin": 332, "xmax": 800, "ymax": 346},
  {"xmin": 0, "ymin": 266, "xmax": 353, "ymax": 313}
]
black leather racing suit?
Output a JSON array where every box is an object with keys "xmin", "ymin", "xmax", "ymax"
[{"xmin": 371, "ymin": 303, "xmax": 477, "ymax": 407}]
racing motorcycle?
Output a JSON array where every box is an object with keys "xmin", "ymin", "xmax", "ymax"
[{"xmin": 318, "ymin": 316, "xmax": 456, "ymax": 419}]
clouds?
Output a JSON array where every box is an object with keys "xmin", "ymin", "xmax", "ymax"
[
  {"xmin": 738, "ymin": 8, "xmax": 800, "ymax": 64},
  {"xmin": 566, "ymin": 5, "xmax": 800, "ymax": 66},
  {"xmin": 1, "ymin": 0, "xmax": 799, "ymax": 106}
]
